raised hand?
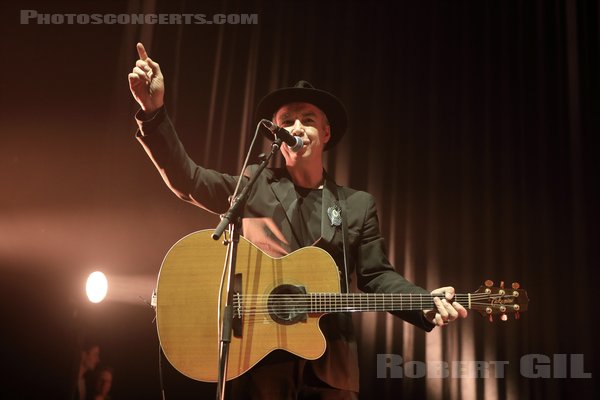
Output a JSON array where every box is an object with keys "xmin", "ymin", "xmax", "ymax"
[{"xmin": 128, "ymin": 42, "xmax": 164, "ymax": 113}]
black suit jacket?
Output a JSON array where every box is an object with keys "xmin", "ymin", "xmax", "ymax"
[{"xmin": 135, "ymin": 108, "xmax": 435, "ymax": 392}]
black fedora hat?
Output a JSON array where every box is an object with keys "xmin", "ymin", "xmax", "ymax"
[{"xmin": 255, "ymin": 80, "xmax": 347, "ymax": 150}]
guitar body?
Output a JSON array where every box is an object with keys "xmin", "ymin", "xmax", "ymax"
[
  {"xmin": 156, "ymin": 230, "xmax": 530, "ymax": 382},
  {"xmin": 155, "ymin": 229, "xmax": 341, "ymax": 382}
]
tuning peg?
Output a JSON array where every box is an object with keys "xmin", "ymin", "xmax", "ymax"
[
  {"xmin": 512, "ymin": 282, "xmax": 520, "ymax": 289},
  {"xmin": 488, "ymin": 314, "xmax": 493, "ymax": 323},
  {"xmin": 515, "ymin": 312, "xmax": 520, "ymax": 320},
  {"xmin": 485, "ymin": 279, "xmax": 494, "ymax": 287},
  {"xmin": 500, "ymin": 313, "xmax": 508, "ymax": 322},
  {"xmin": 500, "ymin": 281, "xmax": 505, "ymax": 289}
]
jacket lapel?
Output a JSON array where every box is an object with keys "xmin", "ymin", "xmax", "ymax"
[
  {"xmin": 269, "ymin": 169, "xmax": 341, "ymax": 250},
  {"xmin": 320, "ymin": 172, "xmax": 340, "ymax": 244}
]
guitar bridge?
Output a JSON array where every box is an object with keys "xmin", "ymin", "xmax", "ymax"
[{"xmin": 233, "ymin": 273, "xmax": 243, "ymax": 337}]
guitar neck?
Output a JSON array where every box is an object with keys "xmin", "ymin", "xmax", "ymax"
[
  {"xmin": 238, "ymin": 288, "xmax": 525, "ymax": 318},
  {"xmin": 306, "ymin": 293, "xmax": 471, "ymax": 313}
]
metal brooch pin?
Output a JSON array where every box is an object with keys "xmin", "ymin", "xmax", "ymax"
[{"xmin": 327, "ymin": 204, "xmax": 342, "ymax": 227}]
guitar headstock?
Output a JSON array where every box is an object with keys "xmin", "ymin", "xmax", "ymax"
[{"xmin": 470, "ymin": 280, "xmax": 529, "ymax": 322}]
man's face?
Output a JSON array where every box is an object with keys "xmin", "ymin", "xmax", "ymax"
[{"xmin": 273, "ymin": 102, "xmax": 331, "ymax": 164}]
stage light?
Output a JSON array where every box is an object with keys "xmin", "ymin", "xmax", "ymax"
[{"xmin": 86, "ymin": 271, "xmax": 108, "ymax": 303}]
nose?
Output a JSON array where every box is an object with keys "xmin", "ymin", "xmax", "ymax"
[{"xmin": 290, "ymin": 120, "xmax": 305, "ymax": 136}]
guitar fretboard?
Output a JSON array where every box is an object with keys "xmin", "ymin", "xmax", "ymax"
[{"xmin": 307, "ymin": 293, "xmax": 471, "ymax": 312}]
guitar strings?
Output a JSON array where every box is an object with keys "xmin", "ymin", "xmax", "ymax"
[
  {"xmin": 234, "ymin": 294, "xmax": 508, "ymax": 299},
  {"xmin": 233, "ymin": 294, "xmax": 511, "ymax": 303},
  {"xmin": 228, "ymin": 293, "xmax": 520, "ymax": 316},
  {"xmin": 233, "ymin": 303, "xmax": 520, "ymax": 316}
]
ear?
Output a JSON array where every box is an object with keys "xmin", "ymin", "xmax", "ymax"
[{"xmin": 322, "ymin": 124, "xmax": 331, "ymax": 144}]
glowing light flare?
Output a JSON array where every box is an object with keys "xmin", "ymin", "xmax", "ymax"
[{"xmin": 86, "ymin": 271, "xmax": 108, "ymax": 303}]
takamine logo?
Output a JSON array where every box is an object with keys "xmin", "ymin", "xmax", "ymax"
[{"xmin": 491, "ymin": 297, "xmax": 515, "ymax": 305}]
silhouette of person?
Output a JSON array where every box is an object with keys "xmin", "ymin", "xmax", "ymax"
[
  {"xmin": 73, "ymin": 340, "xmax": 101, "ymax": 400},
  {"xmin": 92, "ymin": 366, "xmax": 113, "ymax": 400}
]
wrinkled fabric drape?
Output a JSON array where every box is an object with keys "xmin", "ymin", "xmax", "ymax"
[
  {"xmin": 1, "ymin": 0, "xmax": 596, "ymax": 398},
  {"xmin": 111, "ymin": 0, "xmax": 596, "ymax": 398}
]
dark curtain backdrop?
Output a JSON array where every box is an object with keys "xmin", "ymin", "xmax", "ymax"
[{"xmin": 0, "ymin": 0, "xmax": 597, "ymax": 399}]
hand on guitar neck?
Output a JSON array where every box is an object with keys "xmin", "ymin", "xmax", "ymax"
[{"xmin": 423, "ymin": 286, "xmax": 468, "ymax": 327}]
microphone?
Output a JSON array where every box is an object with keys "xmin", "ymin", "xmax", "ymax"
[{"xmin": 261, "ymin": 120, "xmax": 304, "ymax": 152}]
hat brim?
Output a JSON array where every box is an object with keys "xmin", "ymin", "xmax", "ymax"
[{"xmin": 255, "ymin": 86, "xmax": 347, "ymax": 150}]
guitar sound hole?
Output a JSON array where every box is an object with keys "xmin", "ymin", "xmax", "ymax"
[{"xmin": 268, "ymin": 284, "xmax": 308, "ymax": 325}]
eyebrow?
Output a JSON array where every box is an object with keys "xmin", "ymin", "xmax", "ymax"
[{"xmin": 278, "ymin": 111, "xmax": 318, "ymax": 119}]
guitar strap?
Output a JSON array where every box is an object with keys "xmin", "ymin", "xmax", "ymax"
[{"xmin": 337, "ymin": 186, "xmax": 351, "ymax": 294}]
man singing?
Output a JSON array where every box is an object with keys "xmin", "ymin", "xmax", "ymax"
[{"xmin": 129, "ymin": 42, "xmax": 466, "ymax": 399}]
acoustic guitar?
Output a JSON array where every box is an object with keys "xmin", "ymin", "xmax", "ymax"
[{"xmin": 155, "ymin": 229, "xmax": 528, "ymax": 382}]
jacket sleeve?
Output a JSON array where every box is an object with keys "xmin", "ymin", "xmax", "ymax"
[
  {"xmin": 134, "ymin": 107, "xmax": 247, "ymax": 215},
  {"xmin": 354, "ymin": 193, "xmax": 436, "ymax": 331}
]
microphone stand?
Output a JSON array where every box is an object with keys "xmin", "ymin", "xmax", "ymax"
[{"xmin": 212, "ymin": 138, "xmax": 283, "ymax": 400}]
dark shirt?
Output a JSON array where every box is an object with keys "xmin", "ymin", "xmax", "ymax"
[{"xmin": 292, "ymin": 186, "xmax": 322, "ymax": 247}]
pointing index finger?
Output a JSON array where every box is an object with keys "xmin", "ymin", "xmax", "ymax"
[{"xmin": 137, "ymin": 42, "xmax": 148, "ymax": 60}]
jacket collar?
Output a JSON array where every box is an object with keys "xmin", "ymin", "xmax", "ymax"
[{"xmin": 269, "ymin": 168, "xmax": 340, "ymax": 248}]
